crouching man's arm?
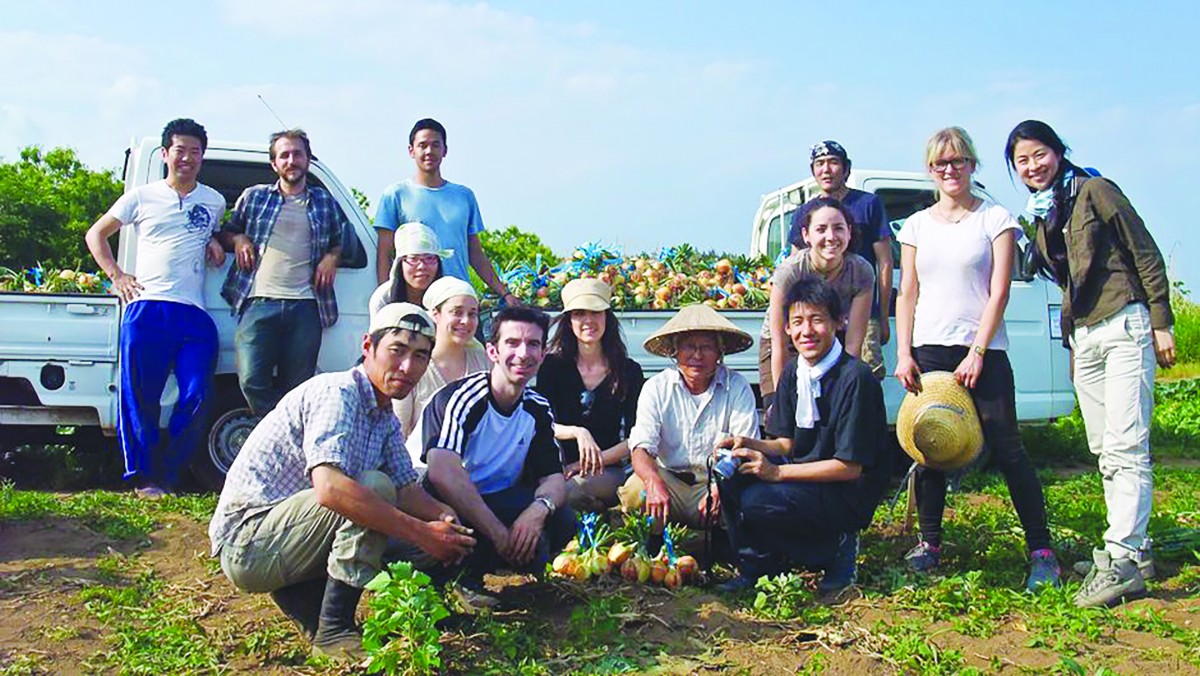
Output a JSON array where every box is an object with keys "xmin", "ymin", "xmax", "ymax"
[
  {"xmin": 505, "ymin": 472, "xmax": 566, "ymax": 566},
  {"xmin": 426, "ymin": 448, "xmax": 512, "ymax": 558},
  {"xmin": 310, "ymin": 464, "xmax": 475, "ymax": 565},
  {"xmin": 731, "ymin": 450, "xmax": 862, "ymax": 483}
]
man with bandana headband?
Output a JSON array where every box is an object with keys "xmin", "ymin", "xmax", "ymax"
[
  {"xmin": 786, "ymin": 140, "xmax": 894, "ymax": 379},
  {"xmin": 716, "ymin": 277, "xmax": 889, "ymax": 595}
]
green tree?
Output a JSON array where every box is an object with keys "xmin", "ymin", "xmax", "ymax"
[
  {"xmin": 351, "ymin": 187, "xmax": 372, "ymax": 221},
  {"xmin": 469, "ymin": 224, "xmax": 558, "ymax": 296},
  {"xmin": 0, "ymin": 146, "xmax": 123, "ymax": 271}
]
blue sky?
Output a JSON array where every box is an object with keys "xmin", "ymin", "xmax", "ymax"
[{"xmin": 2, "ymin": 1, "xmax": 1197, "ymax": 292}]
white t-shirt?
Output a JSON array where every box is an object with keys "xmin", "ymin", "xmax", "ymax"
[
  {"xmin": 896, "ymin": 202, "xmax": 1020, "ymax": 351},
  {"xmin": 106, "ymin": 180, "xmax": 226, "ymax": 309}
]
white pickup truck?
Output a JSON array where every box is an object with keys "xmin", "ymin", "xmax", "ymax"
[
  {"xmin": 0, "ymin": 146, "xmax": 1074, "ymax": 490},
  {"xmin": 0, "ymin": 137, "xmax": 380, "ymax": 489}
]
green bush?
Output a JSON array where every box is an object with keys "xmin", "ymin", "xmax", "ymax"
[
  {"xmin": 363, "ymin": 561, "xmax": 449, "ymax": 676},
  {"xmin": 1172, "ymin": 288, "xmax": 1200, "ymax": 365}
]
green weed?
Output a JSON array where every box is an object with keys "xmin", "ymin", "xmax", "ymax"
[
  {"xmin": 750, "ymin": 572, "xmax": 832, "ymax": 624},
  {"xmin": 362, "ymin": 561, "xmax": 449, "ymax": 676},
  {"xmin": 0, "ymin": 652, "xmax": 49, "ymax": 676},
  {"xmin": 0, "ymin": 482, "xmax": 217, "ymax": 540}
]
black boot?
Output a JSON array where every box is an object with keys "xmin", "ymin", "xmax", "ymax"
[
  {"xmin": 269, "ymin": 576, "xmax": 326, "ymax": 641},
  {"xmin": 311, "ymin": 577, "xmax": 366, "ymax": 661}
]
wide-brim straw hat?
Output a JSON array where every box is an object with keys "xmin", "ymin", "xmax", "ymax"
[
  {"xmin": 896, "ymin": 371, "xmax": 984, "ymax": 471},
  {"xmin": 643, "ymin": 304, "xmax": 753, "ymax": 358}
]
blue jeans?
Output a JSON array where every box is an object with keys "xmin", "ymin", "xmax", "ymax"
[
  {"xmin": 235, "ymin": 298, "xmax": 322, "ymax": 415},
  {"xmin": 118, "ymin": 300, "xmax": 218, "ymax": 489}
]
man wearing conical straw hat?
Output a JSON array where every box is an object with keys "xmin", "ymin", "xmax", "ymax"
[
  {"xmin": 714, "ymin": 278, "xmax": 890, "ymax": 594},
  {"xmin": 617, "ymin": 304, "xmax": 760, "ymax": 529}
]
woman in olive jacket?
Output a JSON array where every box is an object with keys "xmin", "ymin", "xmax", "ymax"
[{"xmin": 1006, "ymin": 120, "xmax": 1175, "ymax": 608}]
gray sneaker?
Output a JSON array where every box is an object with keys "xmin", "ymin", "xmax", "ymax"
[
  {"xmin": 1072, "ymin": 541, "xmax": 1155, "ymax": 580},
  {"xmin": 1072, "ymin": 549, "xmax": 1146, "ymax": 608}
]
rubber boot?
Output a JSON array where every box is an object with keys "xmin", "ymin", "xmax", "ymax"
[
  {"xmin": 311, "ymin": 577, "xmax": 366, "ymax": 662},
  {"xmin": 269, "ymin": 576, "xmax": 326, "ymax": 641}
]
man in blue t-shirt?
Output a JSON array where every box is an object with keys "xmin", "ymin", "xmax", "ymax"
[
  {"xmin": 787, "ymin": 140, "xmax": 894, "ymax": 378},
  {"xmin": 373, "ymin": 119, "xmax": 519, "ymax": 306}
]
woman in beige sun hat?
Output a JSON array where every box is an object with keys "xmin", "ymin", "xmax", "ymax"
[
  {"xmin": 368, "ymin": 222, "xmax": 452, "ymax": 318},
  {"xmin": 535, "ymin": 279, "xmax": 644, "ymax": 513},
  {"xmin": 617, "ymin": 303, "xmax": 759, "ymax": 530}
]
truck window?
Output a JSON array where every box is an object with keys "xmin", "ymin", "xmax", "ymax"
[
  {"xmin": 765, "ymin": 208, "xmax": 799, "ymax": 261},
  {"xmin": 189, "ymin": 160, "xmax": 367, "ymax": 269}
]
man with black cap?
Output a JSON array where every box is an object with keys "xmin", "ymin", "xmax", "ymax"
[
  {"xmin": 787, "ymin": 140, "xmax": 894, "ymax": 378},
  {"xmin": 209, "ymin": 302, "xmax": 476, "ymax": 662}
]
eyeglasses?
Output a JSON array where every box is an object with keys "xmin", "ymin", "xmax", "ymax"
[
  {"xmin": 401, "ymin": 254, "xmax": 439, "ymax": 267},
  {"xmin": 579, "ymin": 389, "xmax": 595, "ymax": 416},
  {"xmin": 677, "ymin": 342, "xmax": 719, "ymax": 356},
  {"xmin": 931, "ymin": 157, "xmax": 971, "ymax": 172}
]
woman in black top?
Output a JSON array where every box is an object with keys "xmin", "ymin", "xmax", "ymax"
[{"xmin": 536, "ymin": 279, "xmax": 644, "ymax": 513}]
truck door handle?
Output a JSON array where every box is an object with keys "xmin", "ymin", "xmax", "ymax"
[{"xmin": 66, "ymin": 304, "xmax": 98, "ymax": 315}]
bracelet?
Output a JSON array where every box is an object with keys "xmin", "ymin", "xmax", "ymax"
[{"xmin": 535, "ymin": 496, "xmax": 556, "ymax": 516}]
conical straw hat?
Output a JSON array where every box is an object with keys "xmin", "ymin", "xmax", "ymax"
[
  {"xmin": 896, "ymin": 371, "xmax": 984, "ymax": 471},
  {"xmin": 643, "ymin": 304, "xmax": 753, "ymax": 358}
]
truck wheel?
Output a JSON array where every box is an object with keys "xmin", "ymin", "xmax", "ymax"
[{"xmin": 191, "ymin": 388, "xmax": 255, "ymax": 492}]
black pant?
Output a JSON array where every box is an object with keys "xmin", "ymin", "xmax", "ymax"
[
  {"xmin": 430, "ymin": 482, "xmax": 575, "ymax": 585},
  {"xmin": 719, "ymin": 474, "xmax": 863, "ymax": 578},
  {"xmin": 912, "ymin": 345, "xmax": 1052, "ymax": 552}
]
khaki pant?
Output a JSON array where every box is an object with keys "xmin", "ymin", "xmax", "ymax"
[
  {"xmin": 617, "ymin": 470, "xmax": 712, "ymax": 529},
  {"xmin": 220, "ymin": 470, "xmax": 395, "ymax": 591},
  {"xmin": 567, "ymin": 466, "xmax": 627, "ymax": 514},
  {"xmin": 861, "ymin": 318, "xmax": 886, "ymax": 381}
]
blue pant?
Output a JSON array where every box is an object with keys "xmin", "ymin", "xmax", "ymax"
[
  {"xmin": 234, "ymin": 298, "xmax": 322, "ymax": 414},
  {"xmin": 719, "ymin": 474, "xmax": 863, "ymax": 579},
  {"xmin": 118, "ymin": 300, "xmax": 218, "ymax": 488}
]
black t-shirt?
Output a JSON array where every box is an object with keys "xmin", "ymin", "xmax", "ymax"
[
  {"xmin": 766, "ymin": 352, "xmax": 890, "ymax": 526},
  {"xmin": 535, "ymin": 353, "xmax": 644, "ymax": 464},
  {"xmin": 421, "ymin": 372, "xmax": 562, "ymax": 494}
]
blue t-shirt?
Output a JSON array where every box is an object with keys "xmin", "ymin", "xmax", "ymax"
[{"xmin": 373, "ymin": 179, "xmax": 484, "ymax": 282}]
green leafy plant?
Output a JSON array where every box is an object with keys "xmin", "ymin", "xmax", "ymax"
[{"xmin": 363, "ymin": 561, "xmax": 450, "ymax": 676}]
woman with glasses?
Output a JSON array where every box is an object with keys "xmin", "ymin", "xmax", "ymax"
[
  {"xmin": 536, "ymin": 279, "xmax": 644, "ymax": 512},
  {"xmin": 761, "ymin": 197, "xmax": 875, "ymax": 409},
  {"xmin": 369, "ymin": 222, "xmax": 447, "ymax": 316},
  {"xmin": 1006, "ymin": 120, "xmax": 1173, "ymax": 608},
  {"xmin": 894, "ymin": 126, "xmax": 1060, "ymax": 591}
]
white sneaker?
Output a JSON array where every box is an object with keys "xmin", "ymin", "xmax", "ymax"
[{"xmin": 1073, "ymin": 549, "xmax": 1146, "ymax": 608}]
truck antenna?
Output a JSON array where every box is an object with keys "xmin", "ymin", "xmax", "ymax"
[{"xmin": 257, "ymin": 94, "xmax": 288, "ymax": 129}]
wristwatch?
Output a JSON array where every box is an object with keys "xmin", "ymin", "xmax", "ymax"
[
  {"xmin": 535, "ymin": 496, "xmax": 556, "ymax": 516},
  {"xmin": 972, "ymin": 345, "xmax": 986, "ymax": 357}
]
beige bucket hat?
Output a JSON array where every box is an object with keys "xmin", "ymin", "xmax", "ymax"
[
  {"xmin": 643, "ymin": 304, "xmax": 753, "ymax": 358},
  {"xmin": 896, "ymin": 371, "xmax": 984, "ymax": 471},
  {"xmin": 561, "ymin": 278, "xmax": 612, "ymax": 313}
]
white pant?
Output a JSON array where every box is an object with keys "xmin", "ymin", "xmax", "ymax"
[{"xmin": 1070, "ymin": 303, "xmax": 1155, "ymax": 560}]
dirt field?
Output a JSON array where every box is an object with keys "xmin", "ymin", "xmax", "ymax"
[{"xmin": 2, "ymin": 500, "xmax": 1198, "ymax": 675}]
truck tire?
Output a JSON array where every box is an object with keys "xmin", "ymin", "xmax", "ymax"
[{"xmin": 191, "ymin": 386, "xmax": 255, "ymax": 492}]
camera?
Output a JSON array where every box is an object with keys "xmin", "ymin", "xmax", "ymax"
[{"xmin": 713, "ymin": 450, "xmax": 743, "ymax": 480}]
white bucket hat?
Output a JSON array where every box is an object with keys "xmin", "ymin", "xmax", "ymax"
[{"xmin": 394, "ymin": 222, "xmax": 453, "ymax": 259}]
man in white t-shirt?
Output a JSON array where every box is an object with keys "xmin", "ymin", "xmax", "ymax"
[
  {"xmin": 85, "ymin": 118, "xmax": 227, "ymax": 498},
  {"xmin": 420, "ymin": 306, "xmax": 572, "ymax": 601}
]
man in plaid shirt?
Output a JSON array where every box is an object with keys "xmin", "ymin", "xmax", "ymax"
[
  {"xmin": 219, "ymin": 129, "xmax": 348, "ymax": 414},
  {"xmin": 209, "ymin": 303, "xmax": 476, "ymax": 662}
]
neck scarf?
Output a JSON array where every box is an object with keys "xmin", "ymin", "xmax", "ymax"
[
  {"xmin": 1025, "ymin": 167, "xmax": 1075, "ymax": 221},
  {"xmin": 794, "ymin": 338, "xmax": 843, "ymax": 429}
]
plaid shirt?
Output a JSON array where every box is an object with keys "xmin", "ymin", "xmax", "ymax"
[
  {"xmin": 208, "ymin": 366, "xmax": 418, "ymax": 554},
  {"xmin": 220, "ymin": 182, "xmax": 348, "ymax": 328}
]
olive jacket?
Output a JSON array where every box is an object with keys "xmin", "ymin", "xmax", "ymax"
[{"xmin": 1035, "ymin": 176, "xmax": 1174, "ymax": 342}]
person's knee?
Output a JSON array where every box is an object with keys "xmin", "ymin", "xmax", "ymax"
[{"xmin": 358, "ymin": 470, "xmax": 397, "ymax": 504}]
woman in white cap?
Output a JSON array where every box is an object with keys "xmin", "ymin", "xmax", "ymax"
[
  {"xmin": 536, "ymin": 278, "xmax": 644, "ymax": 512},
  {"xmin": 894, "ymin": 126, "xmax": 1058, "ymax": 591},
  {"xmin": 369, "ymin": 222, "xmax": 451, "ymax": 318},
  {"xmin": 394, "ymin": 276, "xmax": 490, "ymax": 443}
]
